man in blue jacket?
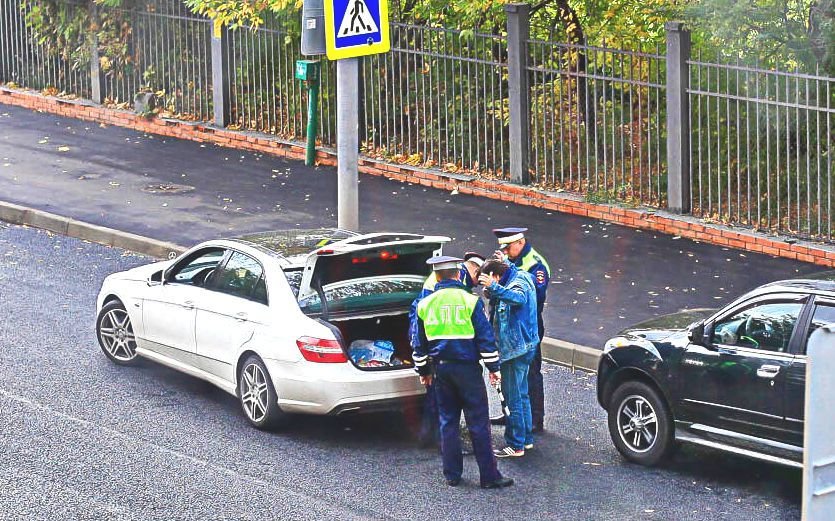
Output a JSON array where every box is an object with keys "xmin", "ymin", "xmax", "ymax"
[
  {"xmin": 413, "ymin": 256, "xmax": 513, "ymax": 489},
  {"xmin": 478, "ymin": 259, "xmax": 540, "ymax": 457},
  {"xmin": 492, "ymin": 227, "xmax": 550, "ymax": 432}
]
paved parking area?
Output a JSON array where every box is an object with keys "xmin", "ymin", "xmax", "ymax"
[{"xmin": 0, "ymin": 224, "xmax": 801, "ymax": 520}]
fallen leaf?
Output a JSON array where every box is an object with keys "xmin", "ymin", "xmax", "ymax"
[{"xmin": 57, "ymin": 146, "xmax": 70, "ymax": 152}]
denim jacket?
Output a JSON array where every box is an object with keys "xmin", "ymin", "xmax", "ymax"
[{"xmin": 487, "ymin": 263, "xmax": 540, "ymax": 363}]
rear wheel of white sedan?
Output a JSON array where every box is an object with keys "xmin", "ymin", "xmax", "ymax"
[
  {"xmin": 239, "ymin": 356, "xmax": 287, "ymax": 430},
  {"xmin": 96, "ymin": 300, "xmax": 139, "ymax": 365}
]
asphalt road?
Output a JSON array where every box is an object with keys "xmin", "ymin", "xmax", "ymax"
[
  {"xmin": 0, "ymin": 223, "xmax": 801, "ymax": 520},
  {"xmin": 0, "ymin": 104, "xmax": 823, "ymax": 348}
]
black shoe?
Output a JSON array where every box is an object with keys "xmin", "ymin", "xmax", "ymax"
[
  {"xmin": 481, "ymin": 477, "xmax": 515, "ymax": 489},
  {"xmin": 489, "ymin": 415, "xmax": 506, "ymax": 426},
  {"xmin": 446, "ymin": 478, "xmax": 461, "ymax": 487}
]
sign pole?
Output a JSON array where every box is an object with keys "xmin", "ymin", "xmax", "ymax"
[{"xmin": 337, "ymin": 57, "xmax": 359, "ymax": 231}]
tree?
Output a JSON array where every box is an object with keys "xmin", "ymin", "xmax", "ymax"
[{"xmin": 685, "ymin": 0, "xmax": 834, "ymax": 75}]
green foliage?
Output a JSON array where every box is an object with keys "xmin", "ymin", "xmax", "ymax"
[{"xmin": 685, "ymin": 0, "xmax": 834, "ymax": 75}]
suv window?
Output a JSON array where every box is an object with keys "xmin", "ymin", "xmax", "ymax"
[
  {"xmin": 806, "ymin": 303, "xmax": 835, "ymax": 345},
  {"xmin": 169, "ymin": 248, "xmax": 226, "ymax": 286},
  {"xmin": 211, "ymin": 251, "xmax": 265, "ymax": 302},
  {"xmin": 712, "ymin": 302, "xmax": 803, "ymax": 352}
]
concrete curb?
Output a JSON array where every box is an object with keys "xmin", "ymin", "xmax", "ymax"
[
  {"xmin": 0, "ymin": 201, "xmax": 187, "ymax": 259},
  {"xmin": 541, "ymin": 337, "xmax": 600, "ymax": 373},
  {"xmin": 0, "ymin": 199, "xmax": 603, "ymax": 369}
]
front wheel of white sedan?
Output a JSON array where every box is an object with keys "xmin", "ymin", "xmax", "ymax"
[
  {"xmin": 96, "ymin": 300, "xmax": 139, "ymax": 365},
  {"xmin": 239, "ymin": 356, "xmax": 287, "ymax": 430}
]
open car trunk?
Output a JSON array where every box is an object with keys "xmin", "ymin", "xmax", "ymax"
[{"xmin": 322, "ymin": 313, "xmax": 413, "ymax": 371}]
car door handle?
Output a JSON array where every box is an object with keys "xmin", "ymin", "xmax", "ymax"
[
  {"xmin": 756, "ymin": 364, "xmax": 781, "ymax": 378},
  {"xmin": 182, "ymin": 301, "xmax": 195, "ymax": 310},
  {"xmin": 235, "ymin": 312, "xmax": 248, "ymax": 321}
]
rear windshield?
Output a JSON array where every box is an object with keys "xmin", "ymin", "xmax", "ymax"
[
  {"xmin": 299, "ymin": 278, "xmax": 423, "ymax": 316},
  {"xmin": 313, "ymin": 244, "xmax": 437, "ymax": 287}
]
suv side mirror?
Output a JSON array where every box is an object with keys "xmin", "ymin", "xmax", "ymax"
[{"xmin": 688, "ymin": 321, "xmax": 707, "ymax": 346}]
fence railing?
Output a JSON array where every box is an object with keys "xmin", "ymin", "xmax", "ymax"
[
  {"xmin": 0, "ymin": 0, "xmax": 90, "ymax": 98},
  {"xmin": 362, "ymin": 23, "xmax": 509, "ymax": 176},
  {"xmin": 99, "ymin": 0, "xmax": 213, "ymax": 120},
  {"xmin": 688, "ymin": 59, "xmax": 835, "ymax": 241},
  {"xmin": 1, "ymin": 0, "xmax": 834, "ymax": 243},
  {"xmin": 528, "ymin": 39, "xmax": 666, "ymax": 204}
]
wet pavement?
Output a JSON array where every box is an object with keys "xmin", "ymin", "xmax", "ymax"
[{"xmin": 0, "ymin": 103, "xmax": 822, "ymax": 347}]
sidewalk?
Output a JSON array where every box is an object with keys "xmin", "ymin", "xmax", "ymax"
[{"xmin": 0, "ymin": 104, "xmax": 821, "ymax": 347}]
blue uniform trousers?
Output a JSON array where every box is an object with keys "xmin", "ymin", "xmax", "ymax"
[
  {"xmin": 434, "ymin": 361, "xmax": 501, "ymax": 485},
  {"xmin": 528, "ymin": 315, "xmax": 545, "ymax": 427},
  {"xmin": 418, "ymin": 381, "xmax": 439, "ymax": 445}
]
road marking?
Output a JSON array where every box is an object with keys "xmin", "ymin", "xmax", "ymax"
[{"xmin": 0, "ymin": 387, "xmax": 386, "ymax": 520}]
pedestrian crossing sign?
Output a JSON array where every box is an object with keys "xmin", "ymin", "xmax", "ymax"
[{"xmin": 324, "ymin": 0, "xmax": 389, "ymax": 60}]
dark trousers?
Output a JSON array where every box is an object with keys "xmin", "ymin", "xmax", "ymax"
[
  {"xmin": 527, "ymin": 315, "xmax": 545, "ymax": 427},
  {"xmin": 434, "ymin": 362, "xmax": 501, "ymax": 485},
  {"xmin": 418, "ymin": 381, "xmax": 439, "ymax": 445}
]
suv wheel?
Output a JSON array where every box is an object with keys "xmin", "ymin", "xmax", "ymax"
[{"xmin": 607, "ymin": 381, "xmax": 673, "ymax": 466}]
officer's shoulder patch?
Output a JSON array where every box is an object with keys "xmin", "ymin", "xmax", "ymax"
[{"xmin": 535, "ymin": 270, "xmax": 546, "ymax": 284}]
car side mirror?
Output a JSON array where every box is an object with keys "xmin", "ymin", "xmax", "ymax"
[{"xmin": 147, "ymin": 270, "xmax": 164, "ymax": 287}]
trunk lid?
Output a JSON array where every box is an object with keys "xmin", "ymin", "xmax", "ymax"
[{"xmin": 296, "ymin": 233, "xmax": 449, "ymax": 319}]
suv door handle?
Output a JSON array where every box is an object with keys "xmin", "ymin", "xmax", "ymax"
[
  {"xmin": 235, "ymin": 312, "xmax": 248, "ymax": 321},
  {"xmin": 182, "ymin": 301, "xmax": 195, "ymax": 310},
  {"xmin": 756, "ymin": 364, "xmax": 781, "ymax": 378}
]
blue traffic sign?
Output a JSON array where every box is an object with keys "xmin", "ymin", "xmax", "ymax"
[{"xmin": 324, "ymin": 0, "xmax": 389, "ymax": 60}]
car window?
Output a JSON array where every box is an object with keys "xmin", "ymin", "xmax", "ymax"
[
  {"xmin": 299, "ymin": 278, "xmax": 423, "ymax": 315},
  {"xmin": 252, "ymin": 274, "xmax": 268, "ymax": 305},
  {"xmin": 712, "ymin": 302, "xmax": 803, "ymax": 352},
  {"xmin": 284, "ymin": 269, "xmax": 303, "ymax": 297},
  {"xmin": 169, "ymin": 248, "xmax": 226, "ymax": 285},
  {"xmin": 806, "ymin": 303, "xmax": 835, "ymax": 346},
  {"xmin": 211, "ymin": 252, "xmax": 265, "ymax": 301}
]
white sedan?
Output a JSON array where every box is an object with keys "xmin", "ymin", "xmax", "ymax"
[{"xmin": 95, "ymin": 229, "xmax": 449, "ymax": 429}]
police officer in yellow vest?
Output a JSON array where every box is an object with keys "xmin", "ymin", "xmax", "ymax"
[
  {"xmin": 413, "ymin": 256, "xmax": 514, "ymax": 489},
  {"xmin": 492, "ymin": 227, "xmax": 551, "ymax": 432},
  {"xmin": 409, "ymin": 253, "xmax": 486, "ymax": 447}
]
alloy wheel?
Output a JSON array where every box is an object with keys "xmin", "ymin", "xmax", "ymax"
[
  {"xmin": 98, "ymin": 308, "xmax": 137, "ymax": 362},
  {"xmin": 241, "ymin": 363, "xmax": 269, "ymax": 423},
  {"xmin": 616, "ymin": 394, "xmax": 658, "ymax": 454}
]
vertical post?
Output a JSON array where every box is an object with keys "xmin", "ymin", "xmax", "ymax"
[
  {"xmin": 89, "ymin": 4, "xmax": 106, "ymax": 104},
  {"xmin": 337, "ymin": 57, "xmax": 359, "ymax": 231},
  {"xmin": 505, "ymin": 3, "xmax": 531, "ymax": 185},
  {"xmin": 665, "ymin": 21, "xmax": 691, "ymax": 213},
  {"xmin": 803, "ymin": 325, "xmax": 835, "ymax": 519},
  {"xmin": 211, "ymin": 20, "xmax": 231, "ymax": 127}
]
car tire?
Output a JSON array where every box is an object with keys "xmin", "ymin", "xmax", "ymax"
[
  {"xmin": 238, "ymin": 355, "xmax": 287, "ymax": 430},
  {"xmin": 96, "ymin": 299, "xmax": 140, "ymax": 365},
  {"xmin": 607, "ymin": 381, "xmax": 674, "ymax": 467}
]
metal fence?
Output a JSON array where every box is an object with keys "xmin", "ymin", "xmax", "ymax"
[
  {"xmin": 688, "ymin": 59, "xmax": 835, "ymax": 241},
  {"xmin": 528, "ymin": 40, "xmax": 666, "ymax": 204},
  {"xmin": 226, "ymin": 20, "xmax": 337, "ymax": 144},
  {"xmin": 99, "ymin": 0, "xmax": 213, "ymax": 120},
  {"xmin": 0, "ymin": 0, "xmax": 90, "ymax": 98},
  {"xmin": 362, "ymin": 23, "xmax": 509, "ymax": 176},
  {"xmin": 2, "ymin": 0, "xmax": 835, "ymax": 243}
]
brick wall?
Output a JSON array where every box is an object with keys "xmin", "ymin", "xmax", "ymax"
[{"xmin": 3, "ymin": 86, "xmax": 834, "ymax": 268}]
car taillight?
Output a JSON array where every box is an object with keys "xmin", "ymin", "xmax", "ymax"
[{"xmin": 296, "ymin": 336, "xmax": 347, "ymax": 363}]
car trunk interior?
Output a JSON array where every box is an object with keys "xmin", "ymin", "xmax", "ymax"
[{"xmin": 326, "ymin": 313, "xmax": 413, "ymax": 371}]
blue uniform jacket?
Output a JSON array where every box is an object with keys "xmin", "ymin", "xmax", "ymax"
[
  {"xmin": 487, "ymin": 263, "xmax": 540, "ymax": 363},
  {"xmin": 412, "ymin": 279, "xmax": 500, "ymax": 376},
  {"xmin": 512, "ymin": 242, "xmax": 550, "ymax": 314}
]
